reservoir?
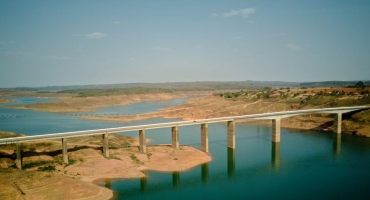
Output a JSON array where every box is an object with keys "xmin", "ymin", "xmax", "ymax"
[{"xmin": 1, "ymin": 97, "xmax": 370, "ymax": 199}]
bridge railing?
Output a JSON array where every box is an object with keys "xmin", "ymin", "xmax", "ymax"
[
  {"xmin": 0, "ymin": 105, "xmax": 368, "ymax": 145},
  {"xmin": 1, "ymin": 105, "xmax": 368, "ymax": 169}
]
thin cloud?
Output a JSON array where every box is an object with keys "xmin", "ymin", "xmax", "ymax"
[
  {"xmin": 153, "ymin": 47, "xmax": 172, "ymax": 51},
  {"xmin": 210, "ymin": 13, "xmax": 218, "ymax": 17},
  {"xmin": 233, "ymin": 36, "xmax": 242, "ymax": 40},
  {"xmin": 222, "ymin": 8, "xmax": 256, "ymax": 18},
  {"xmin": 85, "ymin": 32, "xmax": 106, "ymax": 39},
  {"xmin": 1, "ymin": 51, "xmax": 70, "ymax": 60},
  {"xmin": 110, "ymin": 21, "xmax": 121, "ymax": 24},
  {"xmin": 0, "ymin": 41, "xmax": 14, "ymax": 45},
  {"xmin": 286, "ymin": 44, "xmax": 301, "ymax": 51}
]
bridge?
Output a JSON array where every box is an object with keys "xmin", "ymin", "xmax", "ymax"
[{"xmin": 0, "ymin": 106, "xmax": 368, "ymax": 169}]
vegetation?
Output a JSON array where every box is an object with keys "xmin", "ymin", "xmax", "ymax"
[
  {"xmin": 215, "ymin": 87, "xmax": 370, "ymax": 109},
  {"xmin": 23, "ymin": 160, "xmax": 52, "ymax": 170},
  {"xmin": 129, "ymin": 153, "xmax": 143, "ymax": 165},
  {"xmin": 38, "ymin": 165, "xmax": 56, "ymax": 172}
]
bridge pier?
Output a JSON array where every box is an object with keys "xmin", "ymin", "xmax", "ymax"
[
  {"xmin": 139, "ymin": 129, "xmax": 146, "ymax": 153},
  {"xmin": 16, "ymin": 142, "xmax": 22, "ymax": 169},
  {"xmin": 201, "ymin": 123, "xmax": 208, "ymax": 152},
  {"xmin": 172, "ymin": 126, "xmax": 179, "ymax": 149},
  {"xmin": 62, "ymin": 138, "xmax": 68, "ymax": 164},
  {"xmin": 272, "ymin": 118, "xmax": 281, "ymax": 142},
  {"xmin": 102, "ymin": 133, "xmax": 109, "ymax": 157},
  {"xmin": 334, "ymin": 113, "xmax": 342, "ymax": 134},
  {"xmin": 227, "ymin": 120, "xmax": 235, "ymax": 148}
]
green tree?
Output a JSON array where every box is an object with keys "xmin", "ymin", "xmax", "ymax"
[{"xmin": 354, "ymin": 81, "xmax": 366, "ymax": 89}]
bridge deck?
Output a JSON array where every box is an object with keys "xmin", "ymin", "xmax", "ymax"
[{"xmin": 0, "ymin": 106, "xmax": 368, "ymax": 145}]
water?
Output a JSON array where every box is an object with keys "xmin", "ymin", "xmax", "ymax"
[
  {"xmin": 0, "ymin": 97, "xmax": 186, "ymax": 135},
  {"xmin": 1, "ymin": 97, "xmax": 370, "ymax": 199}
]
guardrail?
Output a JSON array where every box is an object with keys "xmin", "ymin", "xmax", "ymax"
[
  {"xmin": 0, "ymin": 105, "xmax": 368, "ymax": 145},
  {"xmin": 1, "ymin": 105, "xmax": 368, "ymax": 169}
]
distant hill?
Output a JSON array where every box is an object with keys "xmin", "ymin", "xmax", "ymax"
[
  {"xmin": 8, "ymin": 81, "xmax": 300, "ymax": 92},
  {"xmin": 3, "ymin": 80, "xmax": 368, "ymax": 92},
  {"xmin": 300, "ymin": 81, "xmax": 370, "ymax": 87}
]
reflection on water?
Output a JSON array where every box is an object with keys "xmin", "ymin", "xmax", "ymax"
[
  {"xmin": 172, "ymin": 172, "xmax": 180, "ymax": 187},
  {"xmin": 333, "ymin": 134, "xmax": 341, "ymax": 155},
  {"xmin": 105, "ymin": 179, "xmax": 111, "ymax": 189},
  {"xmin": 140, "ymin": 171, "xmax": 147, "ymax": 193},
  {"xmin": 227, "ymin": 147, "xmax": 235, "ymax": 179},
  {"xmin": 201, "ymin": 163, "xmax": 209, "ymax": 183},
  {"xmin": 3, "ymin": 97, "xmax": 370, "ymax": 199},
  {"xmin": 271, "ymin": 142, "xmax": 280, "ymax": 169}
]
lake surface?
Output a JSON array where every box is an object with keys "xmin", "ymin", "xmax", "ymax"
[{"xmin": 1, "ymin": 97, "xmax": 370, "ymax": 199}]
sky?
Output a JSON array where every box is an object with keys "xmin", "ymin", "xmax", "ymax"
[{"xmin": 0, "ymin": 0, "xmax": 369, "ymax": 88}]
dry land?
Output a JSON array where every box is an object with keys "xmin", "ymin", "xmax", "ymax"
[
  {"xmin": 7, "ymin": 93, "xmax": 189, "ymax": 113},
  {"xmin": 1, "ymin": 86, "xmax": 369, "ymax": 199},
  {"xmin": 0, "ymin": 131, "xmax": 211, "ymax": 200},
  {"xmin": 78, "ymin": 87, "xmax": 370, "ymax": 137}
]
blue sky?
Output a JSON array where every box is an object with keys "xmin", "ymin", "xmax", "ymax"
[{"xmin": 0, "ymin": 0, "xmax": 369, "ymax": 87}]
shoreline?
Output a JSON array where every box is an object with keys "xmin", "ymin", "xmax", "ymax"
[{"xmin": 0, "ymin": 132, "xmax": 211, "ymax": 200}]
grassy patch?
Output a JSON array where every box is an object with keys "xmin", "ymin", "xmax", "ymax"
[
  {"xmin": 37, "ymin": 165, "xmax": 55, "ymax": 172},
  {"xmin": 129, "ymin": 154, "xmax": 143, "ymax": 165},
  {"xmin": 66, "ymin": 159, "xmax": 76, "ymax": 166},
  {"xmin": 109, "ymin": 155, "xmax": 121, "ymax": 160},
  {"xmin": 23, "ymin": 160, "xmax": 51, "ymax": 170}
]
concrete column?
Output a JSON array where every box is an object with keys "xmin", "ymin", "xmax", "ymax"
[
  {"xmin": 201, "ymin": 123, "xmax": 209, "ymax": 152},
  {"xmin": 62, "ymin": 138, "xmax": 68, "ymax": 164},
  {"xmin": 102, "ymin": 133, "xmax": 109, "ymax": 157},
  {"xmin": 334, "ymin": 113, "xmax": 342, "ymax": 134},
  {"xmin": 272, "ymin": 118, "xmax": 281, "ymax": 143},
  {"xmin": 16, "ymin": 142, "xmax": 22, "ymax": 169},
  {"xmin": 172, "ymin": 126, "xmax": 179, "ymax": 149},
  {"xmin": 227, "ymin": 120, "xmax": 235, "ymax": 148},
  {"xmin": 139, "ymin": 129, "xmax": 146, "ymax": 153}
]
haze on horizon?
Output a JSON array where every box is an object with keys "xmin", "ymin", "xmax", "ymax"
[{"xmin": 0, "ymin": 0, "xmax": 369, "ymax": 88}]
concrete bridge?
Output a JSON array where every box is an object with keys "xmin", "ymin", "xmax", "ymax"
[{"xmin": 0, "ymin": 106, "xmax": 368, "ymax": 169}]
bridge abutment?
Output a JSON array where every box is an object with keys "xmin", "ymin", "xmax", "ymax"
[
  {"xmin": 62, "ymin": 138, "xmax": 68, "ymax": 164},
  {"xmin": 227, "ymin": 120, "xmax": 235, "ymax": 148},
  {"xmin": 272, "ymin": 118, "xmax": 281, "ymax": 142},
  {"xmin": 102, "ymin": 133, "xmax": 109, "ymax": 157},
  {"xmin": 139, "ymin": 129, "xmax": 146, "ymax": 153},
  {"xmin": 334, "ymin": 113, "xmax": 342, "ymax": 134},
  {"xmin": 201, "ymin": 123, "xmax": 208, "ymax": 152},
  {"xmin": 172, "ymin": 126, "xmax": 179, "ymax": 149}
]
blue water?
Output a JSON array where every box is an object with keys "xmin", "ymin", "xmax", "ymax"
[
  {"xmin": 0, "ymin": 97, "xmax": 185, "ymax": 135},
  {"xmin": 1, "ymin": 97, "xmax": 370, "ymax": 199}
]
